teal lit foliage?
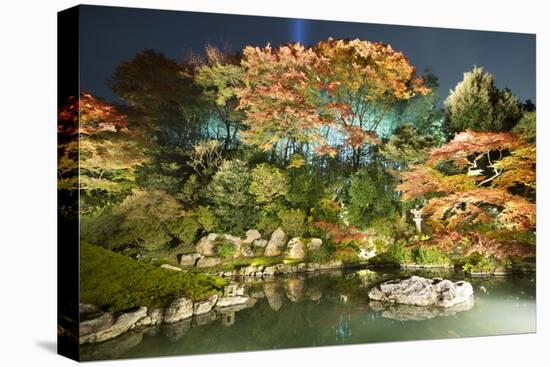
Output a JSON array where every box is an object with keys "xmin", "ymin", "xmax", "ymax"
[
  {"xmin": 347, "ymin": 164, "xmax": 397, "ymax": 228},
  {"xmin": 397, "ymin": 70, "xmax": 447, "ymax": 143},
  {"xmin": 206, "ymin": 159, "xmax": 257, "ymax": 234},
  {"xmin": 381, "ymin": 124, "xmax": 438, "ymax": 165}
]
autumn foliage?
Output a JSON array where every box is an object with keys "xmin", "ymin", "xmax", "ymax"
[
  {"xmin": 236, "ymin": 39, "xmax": 430, "ymax": 158},
  {"xmin": 397, "ymin": 129, "xmax": 536, "ymax": 258}
]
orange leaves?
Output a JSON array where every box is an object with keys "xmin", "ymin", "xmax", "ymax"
[
  {"xmin": 315, "ymin": 221, "xmax": 368, "ymax": 245},
  {"xmin": 343, "ymin": 126, "xmax": 380, "ymax": 148},
  {"xmin": 422, "ymin": 188, "xmax": 536, "ymax": 232},
  {"xmin": 397, "ymin": 130, "xmax": 536, "ymax": 247},
  {"xmin": 429, "ymin": 230, "xmax": 535, "ymax": 259},
  {"xmin": 397, "ymin": 166, "xmax": 443, "ymax": 200},
  {"xmin": 427, "ymin": 129, "xmax": 525, "ymax": 167},
  {"xmin": 58, "ymin": 92, "xmax": 128, "ymax": 136},
  {"xmin": 236, "ymin": 38, "xmax": 429, "ymax": 156}
]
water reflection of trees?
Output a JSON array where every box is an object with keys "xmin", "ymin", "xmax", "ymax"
[{"xmin": 81, "ymin": 269, "xmax": 535, "ymax": 361}]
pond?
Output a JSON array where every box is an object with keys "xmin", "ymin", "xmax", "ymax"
[{"xmin": 80, "ymin": 268, "xmax": 536, "ymax": 361}]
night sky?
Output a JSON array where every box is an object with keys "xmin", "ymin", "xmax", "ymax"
[{"xmin": 78, "ymin": 5, "xmax": 536, "ymax": 107}]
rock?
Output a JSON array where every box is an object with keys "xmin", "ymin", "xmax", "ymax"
[
  {"xmin": 306, "ymin": 286, "xmax": 323, "ymax": 302},
  {"xmin": 193, "ymin": 295, "xmax": 218, "ymax": 315},
  {"xmin": 160, "ymin": 264, "xmax": 182, "ymax": 272},
  {"xmin": 240, "ymin": 245, "xmax": 255, "ymax": 258},
  {"xmin": 253, "ymin": 239, "xmax": 268, "ymax": 248},
  {"xmin": 134, "ymin": 316, "xmax": 152, "ymax": 327},
  {"xmin": 196, "ymin": 233, "xmax": 219, "ymax": 256},
  {"xmin": 264, "ymin": 227, "xmax": 287, "ymax": 257},
  {"xmin": 162, "ymin": 318, "xmax": 192, "ymax": 342},
  {"xmin": 263, "ymin": 266, "xmax": 276, "ymax": 276},
  {"xmin": 250, "ymin": 289, "xmax": 265, "ymax": 298},
  {"xmin": 80, "ymin": 313, "xmax": 114, "ymax": 339},
  {"xmin": 263, "ymin": 282, "xmax": 284, "ymax": 311},
  {"xmin": 216, "ymin": 296, "xmax": 250, "ymax": 308},
  {"xmin": 370, "ymin": 297, "xmax": 475, "ymax": 321},
  {"xmin": 194, "ymin": 310, "xmax": 218, "ymax": 326},
  {"xmin": 243, "ymin": 229, "xmax": 262, "ymax": 244},
  {"xmin": 179, "ymin": 253, "xmax": 201, "ymax": 266},
  {"xmin": 80, "ymin": 329, "xmax": 145, "ymax": 360},
  {"xmin": 163, "ymin": 297, "xmax": 193, "ymax": 324},
  {"xmin": 223, "ymin": 234, "xmax": 242, "ymax": 257},
  {"xmin": 285, "ymin": 278, "xmax": 305, "ymax": 302},
  {"xmin": 286, "ymin": 237, "xmax": 306, "ymax": 260},
  {"xmin": 148, "ymin": 308, "xmax": 163, "ymax": 325},
  {"xmin": 80, "ymin": 307, "xmax": 148, "ymax": 344},
  {"xmin": 308, "ymin": 238, "xmax": 323, "ymax": 251},
  {"xmin": 368, "ymin": 276, "xmax": 474, "ymax": 308},
  {"xmin": 196, "ymin": 256, "xmax": 222, "ymax": 268}
]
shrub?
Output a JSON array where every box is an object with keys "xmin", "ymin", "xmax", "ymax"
[
  {"xmin": 167, "ymin": 215, "xmax": 201, "ymax": 246},
  {"xmin": 305, "ymin": 247, "xmax": 333, "ymax": 263},
  {"xmin": 387, "ymin": 240, "xmax": 414, "ymax": 264},
  {"xmin": 196, "ymin": 205, "xmax": 218, "ymax": 232},
  {"xmin": 278, "ymin": 208, "xmax": 307, "ymax": 238},
  {"xmin": 207, "ymin": 160, "xmax": 257, "ymax": 234},
  {"xmin": 81, "ymin": 189, "xmax": 184, "ymax": 251},
  {"xmin": 249, "ymin": 163, "xmax": 288, "ymax": 211},
  {"xmin": 256, "ymin": 212, "xmax": 281, "ymax": 237},
  {"xmin": 333, "ymin": 247, "xmax": 359, "ymax": 262},
  {"xmin": 413, "ymin": 246, "xmax": 449, "ymax": 265},
  {"xmin": 462, "ymin": 252, "xmax": 509, "ymax": 273},
  {"xmin": 347, "ymin": 166, "xmax": 397, "ymax": 227},
  {"xmin": 216, "ymin": 241, "xmax": 237, "ymax": 259},
  {"xmin": 313, "ymin": 197, "xmax": 341, "ymax": 223}
]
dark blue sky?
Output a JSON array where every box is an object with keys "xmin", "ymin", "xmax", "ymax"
[{"xmin": 78, "ymin": 5, "xmax": 536, "ymax": 107}]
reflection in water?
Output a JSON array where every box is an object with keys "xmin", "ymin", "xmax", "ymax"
[
  {"xmin": 369, "ymin": 297, "xmax": 474, "ymax": 321},
  {"xmin": 81, "ymin": 269, "xmax": 536, "ymax": 361}
]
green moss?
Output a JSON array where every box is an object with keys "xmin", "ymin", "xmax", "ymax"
[{"xmin": 80, "ymin": 242, "xmax": 225, "ymax": 313}]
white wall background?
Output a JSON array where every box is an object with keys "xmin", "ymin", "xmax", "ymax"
[{"xmin": 0, "ymin": 0, "xmax": 547, "ymax": 366}]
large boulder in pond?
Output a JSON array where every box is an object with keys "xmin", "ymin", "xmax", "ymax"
[
  {"xmin": 196, "ymin": 233, "xmax": 219, "ymax": 256},
  {"xmin": 286, "ymin": 237, "xmax": 306, "ymax": 260},
  {"xmin": 264, "ymin": 227, "xmax": 287, "ymax": 257},
  {"xmin": 163, "ymin": 297, "xmax": 194, "ymax": 324},
  {"xmin": 368, "ymin": 276, "xmax": 473, "ymax": 308}
]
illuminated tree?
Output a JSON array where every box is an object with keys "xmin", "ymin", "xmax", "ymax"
[
  {"xmin": 315, "ymin": 38, "xmax": 430, "ymax": 167},
  {"xmin": 444, "ymin": 67, "xmax": 521, "ymax": 132},
  {"xmin": 58, "ymin": 93, "xmax": 147, "ymax": 202},
  {"xmin": 195, "ymin": 45, "xmax": 245, "ymax": 149},
  {"xmin": 236, "ymin": 43, "xmax": 329, "ymax": 160},
  {"xmin": 397, "ymin": 130, "xmax": 535, "ymax": 257}
]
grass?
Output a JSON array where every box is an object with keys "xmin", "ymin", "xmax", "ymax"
[{"xmin": 80, "ymin": 243, "xmax": 226, "ymax": 313}]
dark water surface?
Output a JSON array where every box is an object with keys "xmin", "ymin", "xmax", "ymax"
[{"xmin": 81, "ymin": 268, "xmax": 536, "ymax": 361}]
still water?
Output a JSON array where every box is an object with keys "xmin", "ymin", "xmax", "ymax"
[{"xmin": 81, "ymin": 268, "xmax": 536, "ymax": 361}]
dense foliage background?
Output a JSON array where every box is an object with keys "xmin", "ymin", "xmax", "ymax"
[{"xmin": 59, "ymin": 39, "xmax": 536, "ymax": 273}]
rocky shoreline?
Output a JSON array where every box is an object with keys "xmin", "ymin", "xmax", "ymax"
[{"xmin": 79, "ymin": 283, "xmax": 253, "ymax": 345}]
